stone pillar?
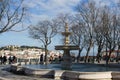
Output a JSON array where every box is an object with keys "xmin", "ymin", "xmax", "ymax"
[{"xmin": 61, "ymin": 50, "xmax": 72, "ymax": 70}]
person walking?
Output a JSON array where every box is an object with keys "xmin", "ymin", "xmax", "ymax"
[{"xmin": 40, "ymin": 54, "xmax": 43, "ymax": 64}]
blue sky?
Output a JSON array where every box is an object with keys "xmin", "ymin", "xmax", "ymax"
[{"xmin": 0, "ymin": 0, "xmax": 119, "ymax": 50}]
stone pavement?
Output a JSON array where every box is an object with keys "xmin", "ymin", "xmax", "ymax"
[{"xmin": 0, "ymin": 65, "xmax": 54, "ymax": 80}]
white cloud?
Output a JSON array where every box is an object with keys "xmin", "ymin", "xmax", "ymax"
[
  {"xmin": 22, "ymin": 1, "xmax": 36, "ymax": 8},
  {"xmin": 24, "ymin": 0, "xmax": 80, "ymax": 16},
  {"xmin": 30, "ymin": 14, "xmax": 50, "ymax": 24},
  {"xmin": 23, "ymin": 0, "xmax": 120, "ymax": 25},
  {"xmin": 22, "ymin": 0, "xmax": 81, "ymax": 25},
  {"xmin": 113, "ymin": 0, "xmax": 120, "ymax": 4},
  {"xmin": 92, "ymin": 0, "xmax": 119, "ymax": 7}
]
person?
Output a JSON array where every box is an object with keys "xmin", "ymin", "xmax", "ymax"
[
  {"xmin": 40, "ymin": 54, "xmax": 43, "ymax": 64},
  {"xmin": 13, "ymin": 55, "xmax": 17, "ymax": 63},
  {"xmin": 58, "ymin": 55, "xmax": 62, "ymax": 63},
  {"xmin": 49, "ymin": 56, "xmax": 53, "ymax": 63},
  {"xmin": 8, "ymin": 56, "xmax": 12, "ymax": 64},
  {"xmin": 3, "ymin": 55, "xmax": 7, "ymax": 64},
  {"xmin": 0, "ymin": 56, "xmax": 3, "ymax": 64}
]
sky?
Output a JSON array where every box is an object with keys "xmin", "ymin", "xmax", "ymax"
[{"xmin": 0, "ymin": 0, "xmax": 119, "ymax": 51}]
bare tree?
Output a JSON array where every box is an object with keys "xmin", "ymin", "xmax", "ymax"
[
  {"xmin": 93, "ymin": 7, "xmax": 108, "ymax": 63},
  {"xmin": 94, "ymin": 22, "xmax": 105, "ymax": 63},
  {"xmin": 101, "ymin": 7, "xmax": 119, "ymax": 63},
  {"xmin": 54, "ymin": 13, "xmax": 74, "ymax": 44},
  {"xmin": 116, "ymin": 0, "xmax": 120, "ymax": 62},
  {"xmin": 76, "ymin": 1, "xmax": 99, "ymax": 63},
  {"xmin": 70, "ymin": 24, "xmax": 85, "ymax": 62},
  {"xmin": 29, "ymin": 20, "xmax": 57, "ymax": 64},
  {"xmin": 0, "ymin": 0, "xmax": 26, "ymax": 33},
  {"xmin": 55, "ymin": 13, "xmax": 73, "ymax": 30},
  {"xmin": 69, "ymin": 14, "xmax": 86, "ymax": 62}
]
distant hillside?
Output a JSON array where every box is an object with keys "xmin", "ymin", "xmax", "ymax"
[
  {"xmin": 20, "ymin": 45, "xmax": 43, "ymax": 49},
  {"xmin": 0, "ymin": 45, "xmax": 44, "ymax": 50}
]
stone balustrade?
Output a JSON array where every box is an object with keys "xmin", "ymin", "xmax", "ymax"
[
  {"xmin": 10, "ymin": 64, "xmax": 120, "ymax": 80},
  {"xmin": 17, "ymin": 58, "xmax": 40, "ymax": 65}
]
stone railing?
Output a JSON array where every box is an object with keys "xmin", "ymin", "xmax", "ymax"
[
  {"xmin": 10, "ymin": 64, "xmax": 120, "ymax": 80},
  {"xmin": 17, "ymin": 58, "xmax": 40, "ymax": 65}
]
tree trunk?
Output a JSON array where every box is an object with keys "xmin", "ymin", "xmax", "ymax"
[
  {"xmin": 116, "ymin": 45, "xmax": 120, "ymax": 62},
  {"xmin": 85, "ymin": 46, "xmax": 91, "ymax": 63},
  {"xmin": 96, "ymin": 49, "xmax": 102, "ymax": 63},
  {"xmin": 77, "ymin": 49, "xmax": 82, "ymax": 63},
  {"xmin": 107, "ymin": 50, "xmax": 114, "ymax": 63},
  {"xmin": 44, "ymin": 45, "xmax": 48, "ymax": 65}
]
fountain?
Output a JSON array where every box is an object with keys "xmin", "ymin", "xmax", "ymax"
[
  {"xmin": 55, "ymin": 23, "xmax": 79, "ymax": 70},
  {"xmin": 8, "ymin": 23, "xmax": 120, "ymax": 80}
]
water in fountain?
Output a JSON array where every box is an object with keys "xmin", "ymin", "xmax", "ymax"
[{"xmin": 24, "ymin": 63, "xmax": 120, "ymax": 72}]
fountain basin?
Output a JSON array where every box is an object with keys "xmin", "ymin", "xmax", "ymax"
[
  {"xmin": 9, "ymin": 63, "xmax": 120, "ymax": 80},
  {"xmin": 55, "ymin": 45, "xmax": 79, "ymax": 50},
  {"xmin": 24, "ymin": 68, "xmax": 113, "ymax": 80}
]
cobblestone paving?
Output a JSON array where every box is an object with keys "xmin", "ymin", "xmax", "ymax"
[{"xmin": 0, "ymin": 65, "xmax": 55, "ymax": 80}]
